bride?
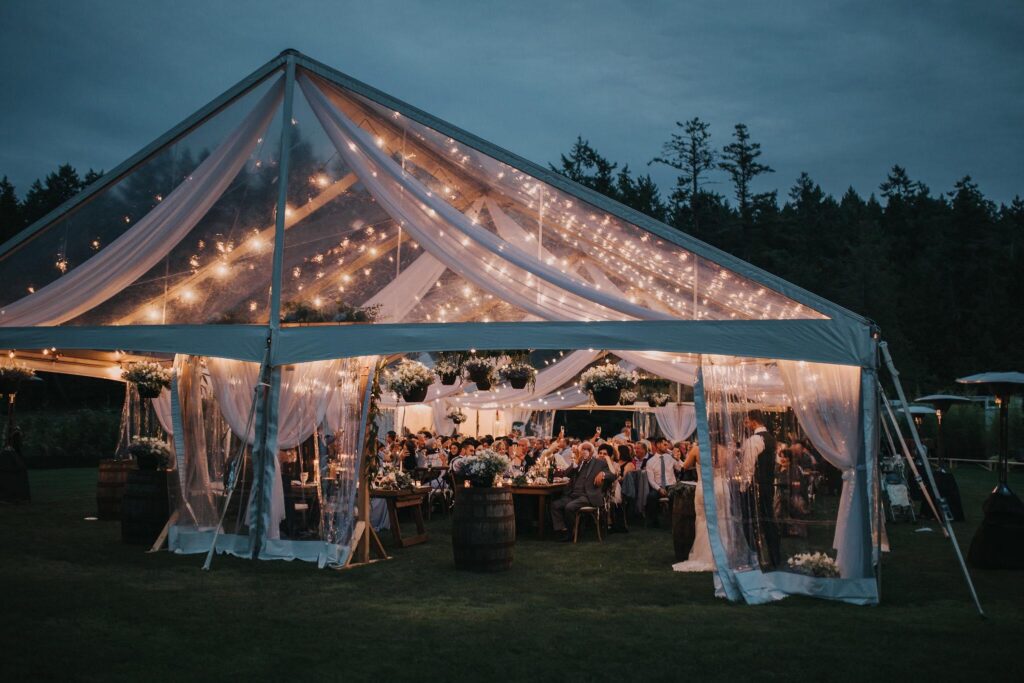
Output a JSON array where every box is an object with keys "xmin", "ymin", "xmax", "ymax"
[{"xmin": 672, "ymin": 442, "xmax": 715, "ymax": 572}]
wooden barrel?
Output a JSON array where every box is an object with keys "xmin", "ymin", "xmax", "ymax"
[
  {"xmin": 672, "ymin": 484, "xmax": 697, "ymax": 561},
  {"xmin": 97, "ymin": 459, "xmax": 136, "ymax": 520},
  {"xmin": 452, "ymin": 487, "xmax": 515, "ymax": 572},
  {"xmin": 121, "ymin": 470, "xmax": 169, "ymax": 545}
]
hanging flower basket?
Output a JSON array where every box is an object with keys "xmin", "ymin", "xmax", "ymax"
[
  {"xmin": 647, "ymin": 393, "xmax": 671, "ymax": 408},
  {"xmin": 127, "ymin": 437, "xmax": 171, "ymax": 471},
  {"xmin": 122, "ymin": 362, "xmax": 171, "ymax": 399},
  {"xmin": 434, "ymin": 352, "xmax": 464, "ymax": 385},
  {"xmin": 439, "ymin": 372, "xmax": 459, "ymax": 386},
  {"xmin": 401, "ymin": 386, "xmax": 429, "ymax": 403},
  {"xmin": 618, "ymin": 390, "xmax": 638, "ymax": 406},
  {"xmin": 384, "ymin": 359, "xmax": 434, "ymax": 403},
  {"xmin": 0, "ymin": 364, "xmax": 35, "ymax": 395},
  {"xmin": 593, "ymin": 387, "xmax": 622, "ymax": 406},
  {"xmin": 137, "ymin": 384, "xmax": 164, "ymax": 399},
  {"xmin": 498, "ymin": 360, "xmax": 536, "ymax": 390},
  {"xmin": 463, "ymin": 356, "xmax": 495, "ymax": 388}
]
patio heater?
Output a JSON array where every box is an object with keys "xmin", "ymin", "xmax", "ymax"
[
  {"xmin": 915, "ymin": 394, "xmax": 972, "ymax": 469},
  {"xmin": 956, "ymin": 372, "xmax": 1024, "ymax": 569}
]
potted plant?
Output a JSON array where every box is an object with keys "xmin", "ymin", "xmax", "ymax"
[
  {"xmin": 463, "ymin": 356, "xmax": 496, "ymax": 390},
  {"xmin": 127, "ymin": 437, "xmax": 171, "ymax": 471},
  {"xmin": 640, "ymin": 377, "xmax": 673, "ymax": 406},
  {"xmin": 446, "ymin": 406, "xmax": 468, "ymax": 431},
  {"xmin": 384, "ymin": 359, "xmax": 434, "ymax": 402},
  {"xmin": 498, "ymin": 360, "xmax": 537, "ymax": 390},
  {"xmin": 0, "ymin": 363, "xmax": 35, "ymax": 396},
  {"xmin": 647, "ymin": 392, "xmax": 672, "ymax": 408},
  {"xmin": 452, "ymin": 449, "xmax": 510, "ymax": 488},
  {"xmin": 121, "ymin": 361, "xmax": 172, "ymax": 399},
  {"xmin": 434, "ymin": 351, "xmax": 464, "ymax": 385},
  {"xmin": 786, "ymin": 552, "xmax": 840, "ymax": 578},
  {"xmin": 580, "ymin": 364, "xmax": 638, "ymax": 406},
  {"xmin": 373, "ymin": 464, "xmax": 414, "ymax": 491},
  {"xmin": 618, "ymin": 390, "xmax": 638, "ymax": 406}
]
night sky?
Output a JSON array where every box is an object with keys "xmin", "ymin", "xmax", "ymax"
[{"xmin": 1, "ymin": 1, "xmax": 1021, "ymax": 204}]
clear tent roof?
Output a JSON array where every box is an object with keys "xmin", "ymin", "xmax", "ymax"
[{"xmin": 0, "ymin": 55, "xmax": 837, "ymax": 332}]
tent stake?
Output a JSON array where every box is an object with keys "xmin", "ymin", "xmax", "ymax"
[{"xmin": 880, "ymin": 342, "xmax": 984, "ymax": 617}]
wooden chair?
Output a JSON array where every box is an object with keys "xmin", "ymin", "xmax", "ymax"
[{"xmin": 573, "ymin": 505, "xmax": 603, "ymax": 543}]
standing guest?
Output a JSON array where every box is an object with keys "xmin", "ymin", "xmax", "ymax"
[
  {"xmin": 741, "ymin": 410, "xmax": 780, "ymax": 569},
  {"xmin": 645, "ymin": 436, "xmax": 681, "ymax": 526},
  {"xmin": 611, "ymin": 419, "xmax": 635, "ymax": 442},
  {"xmin": 550, "ymin": 441, "xmax": 615, "ymax": 541},
  {"xmin": 598, "ymin": 443, "xmax": 628, "ymax": 533}
]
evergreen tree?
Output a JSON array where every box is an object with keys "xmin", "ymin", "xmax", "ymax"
[
  {"xmin": 551, "ymin": 137, "xmax": 618, "ymax": 199},
  {"xmin": 20, "ymin": 164, "xmax": 88, "ymax": 227},
  {"xmin": 0, "ymin": 176, "xmax": 21, "ymax": 243},
  {"xmin": 719, "ymin": 123, "xmax": 774, "ymax": 227},
  {"xmin": 650, "ymin": 118, "xmax": 716, "ymax": 231}
]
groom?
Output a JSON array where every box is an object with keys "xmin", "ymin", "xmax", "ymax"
[{"xmin": 741, "ymin": 411, "xmax": 781, "ymax": 570}]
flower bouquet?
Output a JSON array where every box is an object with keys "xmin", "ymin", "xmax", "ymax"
[
  {"xmin": 434, "ymin": 351, "xmax": 464, "ymax": 385},
  {"xmin": 0, "ymin": 363, "xmax": 36, "ymax": 395},
  {"xmin": 384, "ymin": 359, "xmax": 434, "ymax": 402},
  {"xmin": 452, "ymin": 448, "xmax": 510, "ymax": 487},
  {"xmin": 128, "ymin": 436, "xmax": 172, "ymax": 470},
  {"xmin": 373, "ymin": 464, "xmax": 414, "ymax": 491},
  {"xmin": 786, "ymin": 552, "xmax": 840, "ymax": 578},
  {"xmin": 498, "ymin": 360, "xmax": 537, "ymax": 390},
  {"xmin": 446, "ymin": 407, "xmax": 468, "ymax": 425},
  {"xmin": 580, "ymin": 364, "xmax": 638, "ymax": 406},
  {"xmin": 618, "ymin": 389, "xmax": 638, "ymax": 406},
  {"xmin": 121, "ymin": 361, "xmax": 172, "ymax": 399},
  {"xmin": 463, "ymin": 356, "xmax": 496, "ymax": 390}
]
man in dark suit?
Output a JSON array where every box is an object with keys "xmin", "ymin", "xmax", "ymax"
[
  {"xmin": 742, "ymin": 410, "xmax": 780, "ymax": 569},
  {"xmin": 550, "ymin": 441, "xmax": 615, "ymax": 541}
]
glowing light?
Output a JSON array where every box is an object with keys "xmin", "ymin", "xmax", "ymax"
[
  {"xmin": 214, "ymin": 262, "xmax": 230, "ymax": 278},
  {"xmin": 180, "ymin": 289, "xmax": 196, "ymax": 303}
]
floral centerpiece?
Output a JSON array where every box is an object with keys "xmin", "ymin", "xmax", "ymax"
[
  {"xmin": 463, "ymin": 356, "xmax": 496, "ymax": 389},
  {"xmin": 580, "ymin": 364, "xmax": 638, "ymax": 406},
  {"xmin": 498, "ymin": 360, "xmax": 537, "ymax": 390},
  {"xmin": 127, "ymin": 436, "xmax": 172, "ymax": 470},
  {"xmin": 526, "ymin": 453, "xmax": 556, "ymax": 484},
  {"xmin": 452, "ymin": 448, "xmax": 510, "ymax": 487},
  {"xmin": 0, "ymin": 363, "xmax": 36, "ymax": 395},
  {"xmin": 373, "ymin": 463, "xmax": 414, "ymax": 491},
  {"xmin": 434, "ymin": 351, "xmax": 465, "ymax": 385},
  {"xmin": 384, "ymin": 359, "xmax": 434, "ymax": 403},
  {"xmin": 786, "ymin": 552, "xmax": 840, "ymax": 578},
  {"xmin": 618, "ymin": 390, "xmax": 638, "ymax": 405},
  {"xmin": 121, "ymin": 361, "xmax": 172, "ymax": 399},
  {"xmin": 446, "ymin": 407, "xmax": 468, "ymax": 425}
]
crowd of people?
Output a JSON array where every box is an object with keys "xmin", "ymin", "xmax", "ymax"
[{"xmin": 375, "ymin": 411, "xmax": 834, "ymax": 552}]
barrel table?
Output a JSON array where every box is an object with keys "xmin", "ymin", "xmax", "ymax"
[
  {"xmin": 97, "ymin": 459, "xmax": 136, "ymax": 520},
  {"xmin": 452, "ymin": 486, "xmax": 515, "ymax": 572}
]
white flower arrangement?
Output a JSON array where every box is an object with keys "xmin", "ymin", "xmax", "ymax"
[
  {"xmin": 384, "ymin": 359, "xmax": 434, "ymax": 395},
  {"xmin": 498, "ymin": 360, "xmax": 537, "ymax": 386},
  {"xmin": 462, "ymin": 356, "xmax": 496, "ymax": 373},
  {"xmin": 127, "ymin": 436, "xmax": 172, "ymax": 467},
  {"xmin": 786, "ymin": 552, "xmax": 840, "ymax": 578},
  {"xmin": 121, "ymin": 361, "xmax": 172, "ymax": 396},
  {"xmin": 446, "ymin": 407, "xmax": 468, "ymax": 424},
  {"xmin": 373, "ymin": 463, "xmax": 414, "ymax": 491},
  {"xmin": 452, "ymin": 448, "xmax": 510, "ymax": 487},
  {"xmin": 648, "ymin": 392, "xmax": 672, "ymax": 407},
  {"xmin": 619, "ymin": 390, "xmax": 638, "ymax": 405},
  {"xmin": 580, "ymin": 364, "xmax": 638, "ymax": 392}
]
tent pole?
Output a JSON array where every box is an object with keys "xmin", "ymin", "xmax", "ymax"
[
  {"xmin": 880, "ymin": 390, "xmax": 942, "ymax": 526},
  {"xmin": 878, "ymin": 399, "xmax": 916, "ymax": 522},
  {"xmin": 879, "ymin": 342, "xmax": 984, "ymax": 617}
]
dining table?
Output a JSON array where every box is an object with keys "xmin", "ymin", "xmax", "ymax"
[
  {"xmin": 370, "ymin": 486, "xmax": 430, "ymax": 547},
  {"xmin": 508, "ymin": 481, "xmax": 568, "ymax": 539}
]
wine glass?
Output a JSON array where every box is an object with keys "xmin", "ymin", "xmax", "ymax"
[{"xmin": 300, "ymin": 471, "xmax": 309, "ymax": 486}]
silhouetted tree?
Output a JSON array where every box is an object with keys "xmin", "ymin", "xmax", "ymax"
[
  {"xmin": 650, "ymin": 117, "xmax": 716, "ymax": 231},
  {"xmin": 719, "ymin": 123, "xmax": 774, "ymax": 227}
]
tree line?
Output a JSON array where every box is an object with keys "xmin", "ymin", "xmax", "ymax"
[
  {"xmin": 552, "ymin": 121, "xmax": 1024, "ymax": 393},
  {"xmin": 2, "ymin": 119, "xmax": 1021, "ymax": 393}
]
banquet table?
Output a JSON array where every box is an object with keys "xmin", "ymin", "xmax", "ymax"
[
  {"xmin": 371, "ymin": 486, "xmax": 430, "ymax": 547},
  {"xmin": 509, "ymin": 482, "xmax": 568, "ymax": 539}
]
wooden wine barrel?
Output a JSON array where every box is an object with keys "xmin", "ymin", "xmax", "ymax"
[
  {"xmin": 452, "ymin": 487, "xmax": 515, "ymax": 572},
  {"xmin": 121, "ymin": 470, "xmax": 169, "ymax": 545},
  {"xmin": 672, "ymin": 484, "xmax": 697, "ymax": 561},
  {"xmin": 97, "ymin": 459, "xmax": 136, "ymax": 520}
]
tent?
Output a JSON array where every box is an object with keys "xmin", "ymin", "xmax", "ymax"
[{"xmin": 2, "ymin": 50, "xmax": 890, "ymax": 604}]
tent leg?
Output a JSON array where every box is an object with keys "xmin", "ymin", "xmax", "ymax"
[
  {"xmin": 880, "ymin": 390, "xmax": 944, "ymax": 529},
  {"xmin": 880, "ymin": 342, "xmax": 985, "ymax": 618}
]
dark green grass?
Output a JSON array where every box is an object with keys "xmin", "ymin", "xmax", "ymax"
[{"xmin": 2, "ymin": 468, "xmax": 1022, "ymax": 682}]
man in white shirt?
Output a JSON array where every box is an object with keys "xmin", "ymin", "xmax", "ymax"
[
  {"xmin": 645, "ymin": 436, "xmax": 681, "ymax": 526},
  {"xmin": 610, "ymin": 419, "xmax": 634, "ymax": 443},
  {"xmin": 740, "ymin": 410, "xmax": 780, "ymax": 568}
]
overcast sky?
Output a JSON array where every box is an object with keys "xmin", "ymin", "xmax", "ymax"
[{"xmin": 1, "ymin": 0, "xmax": 1021, "ymax": 205}]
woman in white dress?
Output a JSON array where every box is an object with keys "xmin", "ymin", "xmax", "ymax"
[{"xmin": 672, "ymin": 442, "xmax": 715, "ymax": 572}]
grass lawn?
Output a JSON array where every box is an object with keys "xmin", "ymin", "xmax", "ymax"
[{"xmin": 2, "ymin": 467, "xmax": 1022, "ymax": 682}]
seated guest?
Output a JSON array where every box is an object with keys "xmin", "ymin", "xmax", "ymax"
[
  {"xmin": 615, "ymin": 444, "xmax": 635, "ymax": 475},
  {"xmin": 550, "ymin": 441, "xmax": 616, "ymax": 541},
  {"xmin": 632, "ymin": 441, "xmax": 652, "ymax": 471},
  {"xmin": 645, "ymin": 436, "xmax": 682, "ymax": 526},
  {"xmin": 522, "ymin": 437, "xmax": 541, "ymax": 469},
  {"xmin": 508, "ymin": 441, "xmax": 527, "ymax": 476},
  {"xmin": 401, "ymin": 440, "xmax": 418, "ymax": 472}
]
